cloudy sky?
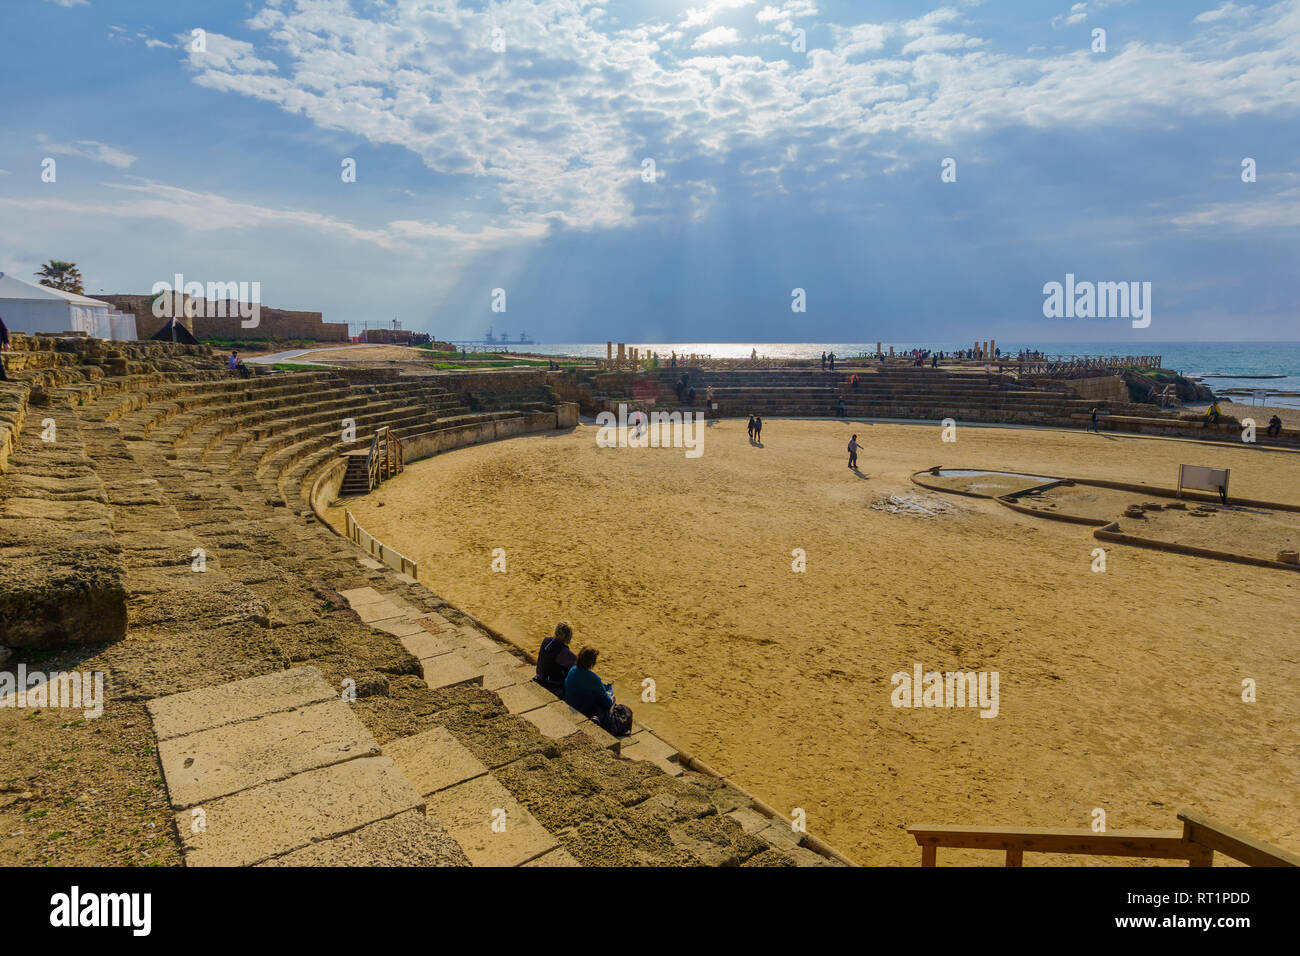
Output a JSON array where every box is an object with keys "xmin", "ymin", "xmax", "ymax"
[{"xmin": 1, "ymin": 0, "xmax": 1297, "ymax": 343}]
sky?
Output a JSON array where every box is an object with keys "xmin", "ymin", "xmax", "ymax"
[{"xmin": 0, "ymin": 0, "xmax": 1297, "ymax": 343}]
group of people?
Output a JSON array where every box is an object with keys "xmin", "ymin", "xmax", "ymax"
[
  {"xmin": 534, "ymin": 623, "xmax": 633, "ymax": 736},
  {"xmin": 820, "ymin": 352, "xmax": 836, "ymax": 370},
  {"xmin": 747, "ymin": 414, "xmax": 764, "ymax": 442}
]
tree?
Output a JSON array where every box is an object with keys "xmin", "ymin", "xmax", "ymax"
[{"xmin": 35, "ymin": 260, "xmax": 84, "ymax": 294}]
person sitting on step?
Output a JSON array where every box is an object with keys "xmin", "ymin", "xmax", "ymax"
[
  {"xmin": 1266, "ymin": 414, "xmax": 1282, "ymax": 439},
  {"xmin": 565, "ymin": 646, "xmax": 615, "ymax": 730},
  {"xmin": 534, "ymin": 621, "xmax": 577, "ymax": 696}
]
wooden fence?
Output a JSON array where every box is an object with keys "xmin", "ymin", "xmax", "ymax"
[
  {"xmin": 344, "ymin": 509, "xmax": 418, "ymax": 579},
  {"xmin": 907, "ymin": 809, "xmax": 1300, "ymax": 867}
]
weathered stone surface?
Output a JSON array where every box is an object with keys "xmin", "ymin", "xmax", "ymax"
[
  {"xmin": 257, "ymin": 809, "xmax": 470, "ymax": 867},
  {"xmin": 0, "ymin": 539, "xmax": 127, "ymax": 647},
  {"xmin": 352, "ymin": 600, "xmax": 402, "ymax": 623},
  {"xmin": 400, "ymin": 630, "xmax": 454, "ymax": 660},
  {"xmin": 480, "ymin": 659, "xmax": 530, "ymax": 690},
  {"xmin": 373, "ymin": 617, "xmax": 424, "ymax": 638},
  {"xmin": 521, "ymin": 700, "xmax": 586, "ymax": 739},
  {"xmin": 421, "ymin": 653, "xmax": 482, "ymax": 690},
  {"xmin": 384, "ymin": 726, "xmax": 489, "ymax": 796},
  {"xmin": 726, "ymin": 807, "xmax": 771, "ymax": 835},
  {"xmin": 522, "ymin": 846, "xmax": 581, "ymax": 867},
  {"xmin": 177, "ymin": 755, "xmax": 422, "ymax": 866},
  {"xmin": 423, "ymin": 774, "xmax": 557, "ymax": 867},
  {"xmin": 157, "ymin": 699, "xmax": 379, "ymax": 808},
  {"xmin": 147, "ymin": 666, "xmax": 334, "ymax": 741},
  {"xmin": 495, "ymin": 680, "xmax": 553, "ymax": 715},
  {"xmin": 620, "ymin": 731, "xmax": 677, "ymax": 763}
]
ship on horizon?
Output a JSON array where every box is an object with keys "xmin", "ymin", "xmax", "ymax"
[{"xmin": 482, "ymin": 326, "xmax": 534, "ymax": 345}]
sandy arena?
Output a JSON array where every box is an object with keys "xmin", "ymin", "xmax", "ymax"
[{"xmin": 333, "ymin": 419, "xmax": 1300, "ymax": 865}]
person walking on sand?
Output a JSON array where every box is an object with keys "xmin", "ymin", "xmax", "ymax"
[
  {"xmin": 747, "ymin": 414, "xmax": 756, "ymax": 442},
  {"xmin": 847, "ymin": 433, "xmax": 862, "ymax": 469},
  {"xmin": 753, "ymin": 415, "xmax": 763, "ymax": 442},
  {"xmin": 1087, "ymin": 406, "xmax": 1099, "ymax": 433}
]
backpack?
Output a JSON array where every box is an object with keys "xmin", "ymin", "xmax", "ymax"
[{"xmin": 605, "ymin": 703, "xmax": 633, "ymax": 737}]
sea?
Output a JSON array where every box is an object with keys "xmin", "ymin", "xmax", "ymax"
[{"xmin": 521, "ymin": 341, "xmax": 1300, "ymax": 410}]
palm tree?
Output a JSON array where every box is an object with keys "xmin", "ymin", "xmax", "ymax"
[{"xmin": 35, "ymin": 260, "xmax": 85, "ymax": 294}]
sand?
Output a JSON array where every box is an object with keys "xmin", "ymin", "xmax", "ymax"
[
  {"xmin": 1218, "ymin": 402, "xmax": 1300, "ymax": 429},
  {"xmin": 336, "ymin": 419, "xmax": 1300, "ymax": 865}
]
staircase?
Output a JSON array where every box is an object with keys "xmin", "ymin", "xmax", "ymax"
[{"xmin": 339, "ymin": 426, "xmax": 405, "ymax": 496}]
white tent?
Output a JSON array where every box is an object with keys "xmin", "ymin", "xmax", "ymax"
[{"xmin": 0, "ymin": 271, "xmax": 137, "ymax": 342}]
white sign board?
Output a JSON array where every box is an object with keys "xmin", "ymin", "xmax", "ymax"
[
  {"xmin": 1251, "ymin": 389, "xmax": 1268, "ymax": 406},
  {"xmin": 1178, "ymin": 464, "xmax": 1229, "ymax": 501}
]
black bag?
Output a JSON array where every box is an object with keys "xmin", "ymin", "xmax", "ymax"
[{"xmin": 605, "ymin": 703, "xmax": 633, "ymax": 737}]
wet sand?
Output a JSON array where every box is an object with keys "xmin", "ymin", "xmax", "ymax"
[{"xmin": 337, "ymin": 419, "xmax": 1300, "ymax": 864}]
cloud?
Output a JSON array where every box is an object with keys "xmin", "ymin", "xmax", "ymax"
[
  {"xmin": 1194, "ymin": 3, "xmax": 1257, "ymax": 22},
  {"xmin": 180, "ymin": 31, "xmax": 277, "ymax": 74},
  {"xmin": 757, "ymin": 1, "xmax": 819, "ymax": 24},
  {"xmin": 682, "ymin": 0, "xmax": 757, "ymax": 29},
  {"xmin": 692, "ymin": 27, "xmax": 743, "ymax": 49},
  {"xmin": 43, "ymin": 0, "xmax": 89, "ymax": 8},
  {"xmin": 171, "ymin": 0, "xmax": 1300, "ymax": 247},
  {"xmin": 0, "ymin": 181, "xmax": 544, "ymax": 255},
  {"xmin": 36, "ymin": 136, "xmax": 137, "ymax": 169},
  {"xmin": 1169, "ymin": 186, "xmax": 1300, "ymax": 230}
]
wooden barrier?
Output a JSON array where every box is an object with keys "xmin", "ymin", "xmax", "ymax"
[
  {"xmin": 907, "ymin": 810, "xmax": 1299, "ymax": 867},
  {"xmin": 344, "ymin": 509, "xmax": 418, "ymax": 579}
]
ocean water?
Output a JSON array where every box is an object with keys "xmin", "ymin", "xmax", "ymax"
[{"xmin": 525, "ymin": 341, "xmax": 1300, "ymax": 410}]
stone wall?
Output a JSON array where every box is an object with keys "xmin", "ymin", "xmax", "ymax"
[
  {"xmin": 101, "ymin": 294, "xmax": 349, "ymax": 342},
  {"xmin": 1053, "ymin": 375, "xmax": 1130, "ymax": 404}
]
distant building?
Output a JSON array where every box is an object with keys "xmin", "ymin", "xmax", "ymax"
[
  {"xmin": 0, "ymin": 272, "xmax": 137, "ymax": 341},
  {"xmin": 357, "ymin": 328, "xmax": 431, "ymax": 346}
]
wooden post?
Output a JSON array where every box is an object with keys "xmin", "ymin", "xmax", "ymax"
[
  {"xmin": 921, "ymin": 845, "xmax": 936, "ymax": 867},
  {"xmin": 1006, "ymin": 849, "xmax": 1023, "ymax": 867}
]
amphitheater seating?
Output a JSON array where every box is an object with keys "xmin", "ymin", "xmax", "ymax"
[
  {"xmin": 607, "ymin": 365, "xmax": 1299, "ymax": 446},
  {"xmin": 0, "ymin": 339, "xmax": 840, "ymax": 867}
]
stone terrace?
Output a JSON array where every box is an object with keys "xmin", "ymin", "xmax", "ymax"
[
  {"xmin": 601, "ymin": 365, "xmax": 1300, "ymax": 446},
  {"xmin": 0, "ymin": 336, "xmax": 840, "ymax": 867}
]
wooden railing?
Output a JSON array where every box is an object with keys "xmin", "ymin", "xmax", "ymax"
[
  {"xmin": 364, "ymin": 426, "xmax": 404, "ymax": 487},
  {"xmin": 907, "ymin": 810, "xmax": 1299, "ymax": 867},
  {"xmin": 344, "ymin": 509, "xmax": 418, "ymax": 579}
]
